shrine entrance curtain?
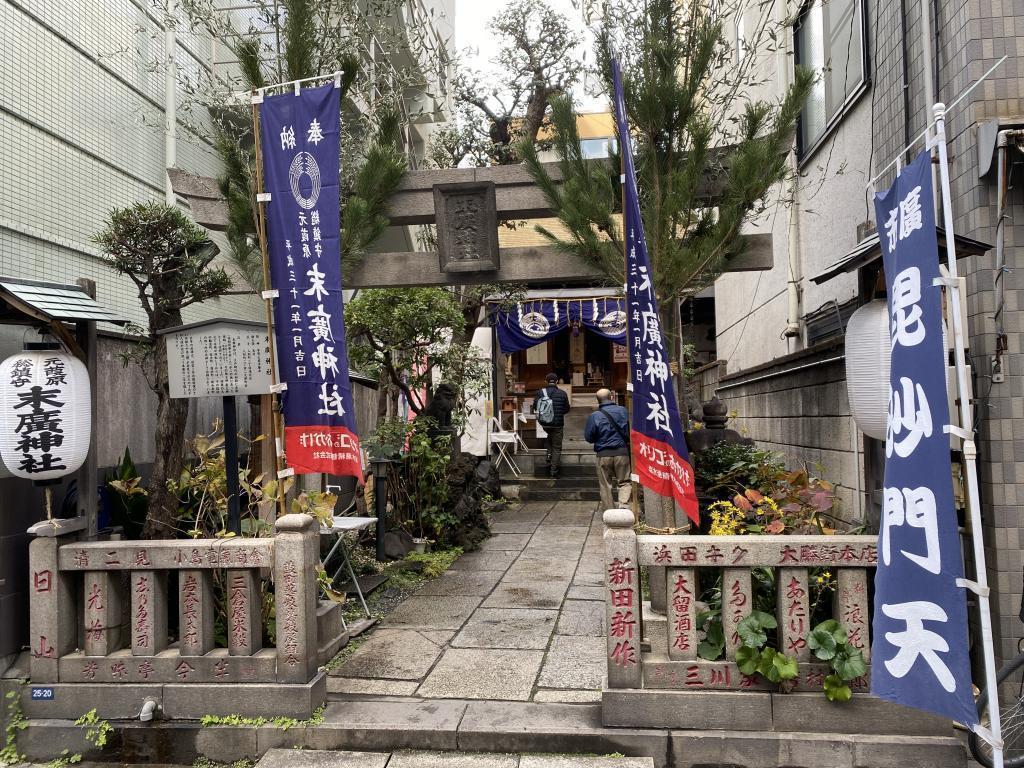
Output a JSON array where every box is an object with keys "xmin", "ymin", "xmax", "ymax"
[{"xmin": 492, "ymin": 298, "xmax": 628, "ymax": 354}]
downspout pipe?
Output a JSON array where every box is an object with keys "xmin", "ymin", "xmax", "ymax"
[
  {"xmin": 994, "ymin": 130, "xmax": 1024, "ymax": 359},
  {"xmin": 164, "ymin": 2, "xmax": 177, "ymax": 207},
  {"xmin": 780, "ymin": 1, "xmax": 801, "ymax": 340}
]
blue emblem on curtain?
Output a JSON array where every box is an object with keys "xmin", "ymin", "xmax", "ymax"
[{"xmin": 492, "ymin": 298, "xmax": 627, "ymax": 353}]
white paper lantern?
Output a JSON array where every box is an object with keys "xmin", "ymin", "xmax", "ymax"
[
  {"xmin": 0, "ymin": 350, "xmax": 91, "ymax": 480},
  {"xmin": 845, "ymin": 300, "xmax": 890, "ymax": 440}
]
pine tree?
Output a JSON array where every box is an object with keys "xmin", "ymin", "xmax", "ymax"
[
  {"xmin": 184, "ymin": 0, "xmax": 421, "ymax": 288},
  {"xmin": 522, "ymin": 0, "xmax": 814, "ymax": 376}
]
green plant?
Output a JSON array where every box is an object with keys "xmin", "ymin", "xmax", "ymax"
[
  {"xmin": 807, "ymin": 619, "xmax": 868, "ymax": 702},
  {"xmin": 695, "ymin": 442, "xmax": 785, "ymax": 496},
  {"xmin": 404, "ymin": 547, "xmax": 463, "ymax": 579},
  {"xmin": 45, "ymin": 749, "xmax": 82, "ymax": 768},
  {"xmin": 734, "ymin": 611, "xmax": 798, "ymax": 685},
  {"xmin": 75, "ymin": 709, "xmax": 112, "ymax": 748},
  {"xmin": 105, "ymin": 448, "xmax": 148, "ymax": 539},
  {"xmin": 94, "ymin": 202, "xmax": 232, "ymax": 538},
  {"xmin": 199, "ymin": 707, "xmax": 323, "ymax": 731},
  {"xmin": 1, "ymin": 689, "xmax": 26, "ymax": 766},
  {"xmin": 696, "ymin": 610, "xmax": 725, "ymax": 661}
]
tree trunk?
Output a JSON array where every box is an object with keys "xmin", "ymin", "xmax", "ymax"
[
  {"xmin": 660, "ymin": 298, "xmax": 692, "ymax": 429},
  {"xmin": 142, "ymin": 314, "xmax": 189, "ymax": 539}
]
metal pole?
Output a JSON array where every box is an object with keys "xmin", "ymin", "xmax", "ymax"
[
  {"xmin": 371, "ymin": 459, "xmax": 388, "ymax": 561},
  {"xmin": 250, "ymin": 96, "xmax": 289, "ymax": 518},
  {"xmin": 933, "ymin": 102, "xmax": 1004, "ymax": 766},
  {"xmin": 223, "ymin": 395, "xmax": 241, "ymax": 534}
]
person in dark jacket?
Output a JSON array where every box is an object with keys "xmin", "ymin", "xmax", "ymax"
[
  {"xmin": 535, "ymin": 373, "xmax": 571, "ymax": 477},
  {"xmin": 584, "ymin": 388, "xmax": 632, "ymax": 511}
]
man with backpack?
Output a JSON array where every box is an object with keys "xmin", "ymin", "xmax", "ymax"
[
  {"xmin": 535, "ymin": 373, "xmax": 571, "ymax": 477},
  {"xmin": 584, "ymin": 388, "xmax": 631, "ymax": 511}
]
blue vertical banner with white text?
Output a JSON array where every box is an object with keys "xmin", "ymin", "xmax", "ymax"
[
  {"xmin": 259, "ymin": 82, "xmax": 361, "ymax": 479},
  {"xmin": 611, "ymin": 58, "xmax": 698, "ymax": 523},
  {"xmin": 872, "ymin": 149, "xmax": 976, "ymax": 726}
]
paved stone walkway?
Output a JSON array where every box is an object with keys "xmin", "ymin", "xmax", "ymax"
[{"xmin": 329, "ymin": 501, "xmax": 606, "ymax": 703}]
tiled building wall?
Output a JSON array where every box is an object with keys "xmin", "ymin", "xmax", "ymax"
[
  {"xmin": 870, "ymin": 0, "xmax": 1024, "ymax": 665},
  {"xmin": 0, "ymin": 0, "xmax": 262, "ymax": 329}
]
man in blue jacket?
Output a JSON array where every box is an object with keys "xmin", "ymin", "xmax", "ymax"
[{"xmin": 584, "ymin": 388, "xmax": 632, "ymax": 512}]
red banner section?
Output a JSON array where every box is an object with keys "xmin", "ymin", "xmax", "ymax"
[
  {"xmin": 284, "ymin": 425, "xmax": 361, "ymax": 477},
  {"xmin": 631, "ymin": 430, "xmax": 699, "ymax": 523}
]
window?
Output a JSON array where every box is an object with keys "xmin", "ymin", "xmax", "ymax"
[
  {"xmin": 795, "ymin": 0, "xmax": 867, "ymax": 155},
  {"xmin": 580, "ymin": 138, "xmax": 616, "ymax": 160}
]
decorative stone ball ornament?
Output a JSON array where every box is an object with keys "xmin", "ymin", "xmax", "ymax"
[{"xmin": 0, "ymin": 349, "xmax": 91, "ymax": 480}]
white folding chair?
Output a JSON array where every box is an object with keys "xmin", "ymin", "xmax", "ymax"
[
  {"xmin": 513, "ymin": 413, "xmax": 531, "ymax": 453},
  {"xmin": 489, "ymin": 416, "xmax": 521, "ymax": 476}
]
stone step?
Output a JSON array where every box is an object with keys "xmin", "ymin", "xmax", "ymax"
[
  {"xmin": 518, "ymin": 488, "xmax": 601, "ymax": 502},
  {"xmin": 254, "ymin": 748, "xmax": 656, "ymax": 768}
]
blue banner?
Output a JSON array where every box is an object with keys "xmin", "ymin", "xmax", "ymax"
[
  {"xmin": 259, "ymin": 82, "xmax": 360, "ymax": 478},
  {"xmin": 871, "ymin": 150, "xmax": 976, "ymax": 726},
  {"xmin": 493, "ymin": 298, "xmax": 627, "ymax": 353},
  {"xmin": 611, "ymin": 58, "xmax": 698, "ymax": 523}
]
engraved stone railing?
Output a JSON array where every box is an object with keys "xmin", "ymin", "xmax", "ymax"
[
  {"xmin": 603, "ymin": 509, "xmax": 876, "ymax": 693},
  {"xmin": 29, "ymin": 514, "xmax": 319, "ymax": 689}
]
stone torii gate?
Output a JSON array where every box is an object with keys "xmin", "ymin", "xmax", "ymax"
[{"xmin": 171, "ymin": 162, "xmax": 774, "ymax": 289}]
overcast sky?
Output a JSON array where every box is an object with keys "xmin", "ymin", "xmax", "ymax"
[{"xmin": 453, "ymin": 0, "xmax": 605, "ymax": 112}]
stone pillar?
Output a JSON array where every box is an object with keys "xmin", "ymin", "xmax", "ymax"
[
  {"xmin": 130, "ymin": 570, "xmax": 168, "ymax": 655},
  {"xmin": 642, "ymin": 489, "xmax": 667, "ymax": 613},
  {"xmin": 83, "ymin": 571, "xmax": 123, "ymax": 656},
  {"xmin": 836, "ymin": 569, "xmax": 871, "ymax": 661},
  {"xmin": 722, "ymin": 567, "xmax": 752, "ymax": 659},
  {"xmin": 179, "ymin": 570, "xmax": 215, "ymax": 656},
  {"xmin": 226, "ymin": 569, "xmax": 263, "ymax": 656},
  {"xmin": 274, "ymin": 513, "xmax": 319, "ymax": 683},
  {"xmin": 604, "ymin": 508, "xmax": 642, "ymax": 689},
  {"xmin": 777, "ymin": 567, "xmax": 810, "ymax": 661},
  {"xmin": 666, "ymin": 567, "xmax": 697, "ymax": 660},
  {"xmin": 28, "ymin": 537, "xmax": 77, "ymax": 682}
]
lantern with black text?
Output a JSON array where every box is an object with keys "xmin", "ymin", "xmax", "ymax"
[{"xmin": 0, "ymin": 350, "xmax": 91, "ymax": 480}]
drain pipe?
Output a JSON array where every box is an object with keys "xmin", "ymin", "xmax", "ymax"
[
  {"xmin": 994, "ymin": 130, "xmax": 1024, "ymax": 368},
  {"xmin": 779, "ymin": 2, "xmax": 801, "ymax": 341},
  {"xmin": 164, "ymin": 1, "xmax": 177, "ymax": 206},
  {"xmin": 139, "ymin": 698, "xmax": 159, "ymax": 722}
]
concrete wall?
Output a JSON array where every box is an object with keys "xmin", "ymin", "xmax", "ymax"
[{"xmin": 715, "ymin": 342, "xmax": 865, "ymax": 527}]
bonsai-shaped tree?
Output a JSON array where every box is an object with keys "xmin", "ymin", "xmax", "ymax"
[
  {"xmin": 522, "ymin": 0, "xmax": 815, "ymax": 387},
  {"xmin": 94, "ymin": 202, "xmax": 232, "ymax": 538}
]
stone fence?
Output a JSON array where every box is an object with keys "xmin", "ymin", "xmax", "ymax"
[
  {"xmin": 26, "ymin": 514, "xmax": 331, "ymax": 720},
  {"xmin": 603, "ymin": 509, "xmax": 876, "ymax": 696},
  {"xmin": 598, "ymin": 508, "xmax": 969, "ymax": 768}
]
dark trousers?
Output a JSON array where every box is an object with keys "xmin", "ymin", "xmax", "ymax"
[{"xmin": 545, "ymin": 426, "xmax": 564, "ymax": 470}]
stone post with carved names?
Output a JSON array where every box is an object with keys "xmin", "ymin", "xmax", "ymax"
[
  {"xmin": 178, "ymin": 570, "xmax": 215, "ymax": 656},
  {"xmin": 28, "ymin": 535, "xmax": 77, "ymax": 682},
  {"xmin": 130, "ymin": 570, "xmax": 167, "ymax": 655},
  {"xmin": 722, "ymin": 567, "xmax": 752, "ymax": 658},
  {"xmin": 836, "ymin": 569, "xmax": 871, "ymax": 661},
  {"xmin": 778, "ymin": 567, "xmax": 811, "ymax": 661},
  {"xmin": 604, "ymin": 508, "xmax": 642, "ymax": 689},
  {"xmin": 666, "ymin": 567, "xmax": 697, "ymax": 660},
  {"xmin": 226, "ymin": 569, "xmax": 262, "ymax": 656},
  {"xmin": 83, "ymin": 570, "xmax": 123, "ymax": 656},
  {"xmin": 274, "ymin": 513, "xmax": 319, "ymax": 683}
]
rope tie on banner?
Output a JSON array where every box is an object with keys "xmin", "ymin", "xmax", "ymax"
[
  {"xmin": 944, "ymin": 424, "xmax": 972, "ymax": 441},
  {"xmin": 956, "ymin": 578, "xmax": 991, "ymax": 598},
  {"xmin": 933, "ymin": 276, "xmax": 960, "ymax": 289}
]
